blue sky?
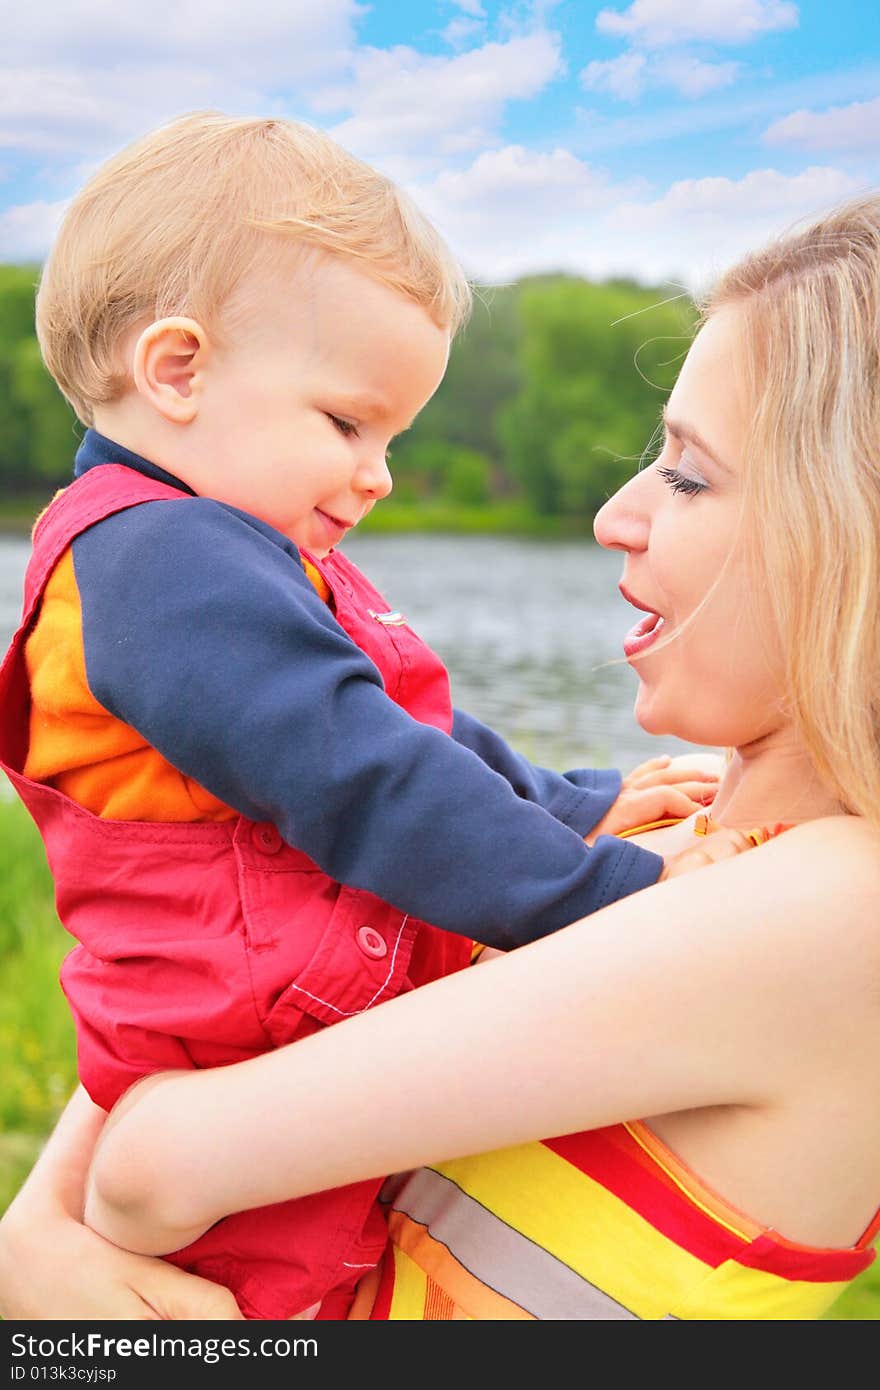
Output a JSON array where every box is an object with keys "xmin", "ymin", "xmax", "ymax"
[{"xmin": 2, "ymin": 0, "xmax": 879, "ymax": 287}]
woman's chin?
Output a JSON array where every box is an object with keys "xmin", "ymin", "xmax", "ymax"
[{"xmin": 633, "ymin": 690, "xmax": 670, "ymax": 737}]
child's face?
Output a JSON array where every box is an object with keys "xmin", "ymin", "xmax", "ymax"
[{"xmin": 175, "ymin": 255, "xmax": 450, "ymax": 557}]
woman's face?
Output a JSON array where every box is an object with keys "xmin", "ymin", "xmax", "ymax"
[{"xmin": 594, "ymin": 305, "xmax": 786, "ymax": 750}]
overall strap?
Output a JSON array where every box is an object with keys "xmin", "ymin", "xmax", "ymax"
[{"xmin": 23, "ymin": 465, "xmax": 188, "ymax": 627}]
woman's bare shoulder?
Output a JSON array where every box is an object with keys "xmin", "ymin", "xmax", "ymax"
[
  {"xmin": 750, "ymin": 814, "xmax": 880, "ymax": 953},
  {"xmin": 771, "ymin": 814, "xmax": 880, "ymax": 876}
]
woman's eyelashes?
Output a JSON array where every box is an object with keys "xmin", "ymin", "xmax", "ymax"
[
  {"xmin": 657, "ymin": 466, "xmax": 707, "ymax": 497},
  {"xmin": 656, "ymin": 445, "xmax": 710, "ymax": 497}
]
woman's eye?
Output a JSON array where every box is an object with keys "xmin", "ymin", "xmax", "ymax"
[
  {"xmin": 657, "ymin": 465, "xmax": 707, "ymax": 497},
  {"xmin": 328, "ymin": 414, "xmax": 358, "ymax": 437}
]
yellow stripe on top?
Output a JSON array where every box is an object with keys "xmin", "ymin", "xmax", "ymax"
[
  {"xmin": 23, "ymin": 546, "xmax": 331, "ymax": 822},
  {"xmin": 435, "ymin": 1144, "xmax": 710, "ymax": 1320}
]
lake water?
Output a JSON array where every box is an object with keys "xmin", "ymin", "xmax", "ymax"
[{"xmin": 0, "ymin": 529, "xmax": 703, "ymax": 776}]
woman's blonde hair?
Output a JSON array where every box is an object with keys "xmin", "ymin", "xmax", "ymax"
[
  {"xmin": 36, "ymin": 111, "xmax": 472, "ymax": 424},
  {"xmin": 703, "ymin": 193, "xmax": 880, "ymax": 823}
]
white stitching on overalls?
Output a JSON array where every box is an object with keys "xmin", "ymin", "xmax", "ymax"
[{"xmin": 288, "ymin": 916, "xmax": 409, "ymax": 1016}]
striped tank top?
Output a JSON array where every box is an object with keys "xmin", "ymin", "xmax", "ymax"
[
  {"xmin": 349, "ymin": 1121, "xmax": 878, "ymax": 1319},
  {"xmin": 349, "ymin": 818, "xmax": 879, "ymax": 1320}
]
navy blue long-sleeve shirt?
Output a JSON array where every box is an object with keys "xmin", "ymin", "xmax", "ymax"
[{"xmin": 62, "ymin": 430, "xmax": 663, "ymax": 948}]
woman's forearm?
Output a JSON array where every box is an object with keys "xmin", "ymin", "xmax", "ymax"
[
  {"xmin": 6, "ymin": 1085, "xmax": 104, "ymax": 1224},
  {"xmin": 84, "ymin": 819, "xmax": 866, "ymax": 1253},
  {"xmin": 0, "ymin": 1087, "xmax": 244, "ymax": 1319}
]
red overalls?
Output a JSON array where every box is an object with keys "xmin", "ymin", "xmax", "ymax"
[{"xmin": 0, "ymin": 465, "xmax": 473, "ymax": 1319}]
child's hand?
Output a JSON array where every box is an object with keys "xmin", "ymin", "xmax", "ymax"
[
  {"xmin": 659, "ymin": 817, "xmax": 791, "ymax": 880},
  {"xmin": 584, "ymin": 754, "xmax": 717, "ymax": 845},
  {"xmin": 657, "ymin": 825, "xmax": 759, "ymax": 880}
]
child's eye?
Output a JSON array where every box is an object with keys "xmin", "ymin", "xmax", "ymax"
[
  {"xmin": 328, "ymin": 414, "xmax": 359, "ymax": 437},
  {"xmin": 657, "ymin": 465, "xmax": 707, "ymax": 497}
]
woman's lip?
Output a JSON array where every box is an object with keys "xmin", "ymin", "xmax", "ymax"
[
  {"xmin": 619, "ymin": 581, "xmax": 656, "ymax": 613},
  {"xmin": 618, "ymin": 582, "xmax": 666, "ymax": 658},
  {"xmin": 623, "ymin": 610, "xmax": 665, "ymax": 658}
]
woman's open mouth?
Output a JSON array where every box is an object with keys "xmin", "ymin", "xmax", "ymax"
[
  {"xmin": 619, "ymin": 583, "xmax": 666, "ymax": 658},
  {"xmin": 623, "ymin": 609, "xmax": 665, "ymax": 658}
]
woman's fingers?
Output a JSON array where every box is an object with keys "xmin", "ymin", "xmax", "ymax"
[{"xmin": 138, "ymin": 1260, "xmax": 245, "ymax": 1320}]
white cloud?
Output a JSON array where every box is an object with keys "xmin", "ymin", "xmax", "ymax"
[
  {"xmin": 442, "ymin": 17, "xmax": 487, "ymax": 48},
  {"xmin": 0, "ymin": 198, "xmax": 67, "ymax": 262},
  {"xmin": 595, "ymin": 0, "xmax": 799, "ymax": 48},
  {"xmin": 323, "ymin": 33, "xmax": 563, "ymax": 175},
  {"xmin": 763, "ymin": 97, "xmax": 880, "ymax": 152},
  {"xmin": 4, "ymin": 1, "xmax": 359, "ymax": 84},
  {"xmin": 0, "ymin": 65, "xmax": 272, "ymax": 157},
  {"xmin": 412, "ymin": 145, "xmax": 637, "ymax": 280},
  {"xmin": 593, "ymin": 164, "xmax": 862, "ymax": 287},
  {"xmin": 582, "ymin": 50, "xmax": 737, "ymax": 100},
  {"xmin": 451, "ymin": 0, "xmax": 486, "ymax": 15},
  {"xmin": 0, "ymin": 1, "xmax": 361, "ymax": 159},
  {"xmin": 658, "ymin": 54, "xmax": 738, "ymax": 97},
  {"xmin": 410, "ymin": 152, "xmax": 861, "ymax": 289},
  {"xmin": 582, "ymin": 53, "xmax": 647, "ymax": 100}
]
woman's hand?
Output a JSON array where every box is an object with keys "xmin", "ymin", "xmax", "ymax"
[
  {"xmin": 0, "ymin": 1197, "xmax": 243, "ymax": 1319},
  {"xmin": 0, "ymin": 1086, "xmax": 242, "ymax": 1321}
]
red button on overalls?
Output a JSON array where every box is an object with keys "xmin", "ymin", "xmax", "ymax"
[
  {"xmin": 356, "ymin": 925, "xmax": 387, "ymax": 959},
  {"xmin": 252, "ymin": 822, "xmax": 283, "ymax": 853}
]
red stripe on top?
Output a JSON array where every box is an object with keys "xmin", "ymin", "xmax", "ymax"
[
  {"xmin": 737, "ymin": 1234, "xmax": 873, "ymax": 1283},
  {"xmin": 544, "ymin": 1127, "xmax": 746, "ymax": 1267},
  {"xmin": 544, "ymin": 1127, "xmax": 876, "ymax": 1283}
]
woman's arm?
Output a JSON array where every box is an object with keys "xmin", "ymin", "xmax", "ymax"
[
  {"xmin": 0, "ymin": 1086, "xmax": 242, "ymax": 1320},
  {"xmin": 85, "ymin": 817, "xmax": 880, "ymax": 1255}
]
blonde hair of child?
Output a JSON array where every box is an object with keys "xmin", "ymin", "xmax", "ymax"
[
  {"xmin": 704, "ymin": 193, "xmax": 880, "ymax": 825},
  {"xmin": 36, "ymin": 111, "xmax": 472, "ymax": 424}
]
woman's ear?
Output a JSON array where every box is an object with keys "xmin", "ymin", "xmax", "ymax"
[{"xmin": 131, "ymin": 317, "xmax": 209, "ymax": 423}]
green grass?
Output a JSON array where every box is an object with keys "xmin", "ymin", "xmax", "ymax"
[
  {"xmin": 0, "ymin": 793, "xmax": 876, "ymax": 1318},
  {"xmin": 355, "ymin": 498, "xmax": 594, "ymax": 536},
  {"xmin": 0, "ymin": 791, "xmax": 78, "ymax": 1215}
]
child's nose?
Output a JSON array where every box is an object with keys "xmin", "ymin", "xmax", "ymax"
[
  {"xmin": 357, "ymin": 451, "xmax": 393, "ymax": 500},
  {"xmin": 593, "ymin": 471, "xmax": 650, "ymax": 554}
]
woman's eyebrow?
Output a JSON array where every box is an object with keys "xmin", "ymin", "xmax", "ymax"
[{"xmin": 662, "ymin": 406, "xmax": 732, "ymax": 474}]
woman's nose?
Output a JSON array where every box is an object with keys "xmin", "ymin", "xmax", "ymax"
[{"xmin": 593, "ymin": 471, "xmax": 650, "ymax": 553}]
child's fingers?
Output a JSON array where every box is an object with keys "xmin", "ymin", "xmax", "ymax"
[
  {"xmin": 626, "ymin": 769, "xmax": 718, "ymax": 792},
  {"xmin": 621, "ymin": 755, "xmax": 671, "ymax": 785},
  {"xmin": 693, "ymin": 828, "xmax": 755, "ymax": 861},
  {"xmin": 626, "ymin": 755, "xmax": 671, "ymax": 774},
  {"xmin": 623, "ymin": 786, "xmax": 714, "ymax": 823},
  {"xmin": 659, "ymin": 828, "xmax": 757, "ymax": 880}
]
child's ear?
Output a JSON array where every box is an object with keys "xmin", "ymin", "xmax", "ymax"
[{"xmin": 132, "ymin": 317, "xmax": 209, "ymax": 423}]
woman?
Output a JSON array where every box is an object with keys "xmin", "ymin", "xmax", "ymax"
[{"xmin": 3, "ymin": 192, "xmax": 880, "ymax": 1321}]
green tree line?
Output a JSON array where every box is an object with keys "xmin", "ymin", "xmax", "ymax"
[{"xmin": 0, "ymin": 262, "xmax": 697, "ymax": 527}]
